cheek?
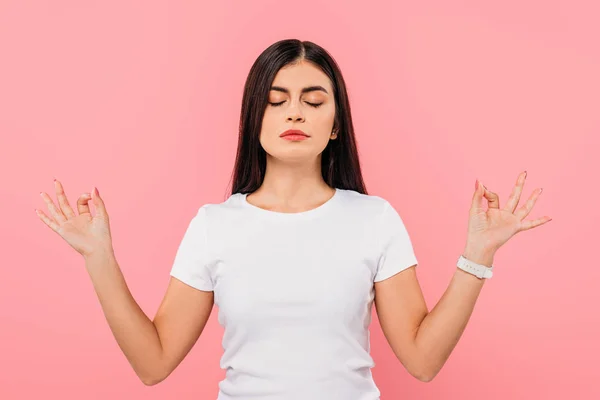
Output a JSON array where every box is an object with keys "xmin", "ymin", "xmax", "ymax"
[
  {"xmin": 313, "ymin": 108, "xmax": 336, "ymax": 131},
  {"xmin": 262, "ymin": 108, "xmax": 283, "ymax": 126},
  {"xmin": 260, "ymin": 113, "xmax": 276, "ymax": 138},
  {"xmin": 318, "ymin": 103, "xmax": 336, "ymax": 121}
]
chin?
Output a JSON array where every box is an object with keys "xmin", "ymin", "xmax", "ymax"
[{"xmin": 265, "ymin": 148, "xmax": 321, "ymax": 164}]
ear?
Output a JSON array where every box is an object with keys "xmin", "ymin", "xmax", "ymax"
[{"xmin": 330, "ymin": 123, "xmax": 339, "ymax": 139}]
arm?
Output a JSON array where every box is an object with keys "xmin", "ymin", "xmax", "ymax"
[
  {"xmin": 374, "ymin": 248, "xmax": 492, "ymax": 383},
  {"xmin": 376, "ymin": 172, "xmax": 549, "ymax": 382},
  {"xmin": 85, "ymin": 250, "xmax": 214, "ymax": 385},
  {"xmin": 413, "ymin": 247, "xmax": 491, "ymax": 381}
]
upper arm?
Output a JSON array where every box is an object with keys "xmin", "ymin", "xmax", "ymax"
[
  {"xmin": 151, "ymin": 205, "xmax": 215, "ymax": 383},
  {"xmin": 372, "ymin": 200, "xmax": 428, "ymax": 380},
  {"xmin": 151, "ymin": 277, "xmax": 214, "ymax": 383},
  {"xmin": 374, "ymin": 264, "xmax": 428, "ymax": 380}
]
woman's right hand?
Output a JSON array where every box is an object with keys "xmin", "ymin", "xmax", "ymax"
[{"xmin": 36, "ymin": 179, "xmax": 114, "ymax": 259}]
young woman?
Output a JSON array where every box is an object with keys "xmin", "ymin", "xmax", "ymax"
[{"xmin": 36, "ymin": 39, "xmax": 551, "ymax": 399}]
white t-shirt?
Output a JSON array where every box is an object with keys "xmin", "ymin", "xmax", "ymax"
[{"xmin": 170, "ymin": 188, "xmax": 418, "ymax": 400}]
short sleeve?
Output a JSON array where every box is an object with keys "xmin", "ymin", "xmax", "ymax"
[
  {"xmin": 374, "ymin": 201, "xmax": 418, "ymax": 282},
  {"xmin": 169, "ymin": 205, "xmax": 214, "ymax": 291}
]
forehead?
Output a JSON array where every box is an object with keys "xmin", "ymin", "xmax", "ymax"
[{"xmin": 271, "ymin": 61, "xmax": 332, "ymax": 93}]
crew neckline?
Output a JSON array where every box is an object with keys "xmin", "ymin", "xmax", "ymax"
[{"xmin": 240, "ymin": 188, "xmax": 340, "ymax": 219}]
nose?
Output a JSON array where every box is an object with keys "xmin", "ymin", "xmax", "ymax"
[
  {"xmin": 286, "ymin": 104, "xmax": 305, "ymax": 122},
  {"xmin": 287, "ymin": 114, "xmax": 304, "ymax": 122}
]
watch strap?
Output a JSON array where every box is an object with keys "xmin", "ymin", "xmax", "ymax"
[{"xmin": 456, "ymin": 255, "xmax": 494, "ymax": 279}]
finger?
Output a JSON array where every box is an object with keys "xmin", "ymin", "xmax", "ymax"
[
  {"xmin": 35, "ymin": 208, "xmax": 60, "ymax": 232},
  {"xmin": 54, "ymin": 179, "xmax": 76, "ymax": 219},
  {"xmin": 514, "ymin": 188, "xmax": 543, "ymax": 220},
  {"xmin": 482, "ymin": 185, "xmax": 500, "ymax": 209},
  {"xmin": 469, "ymin": 179, "xmax": 486, "ymax": 214},
  {"xmin": 77, "ymin": 193, "xmax": 92, "ymax": 215},
  {"xmin": 519, "ymin": 215, "xmax": 552, "ymax": 231},
  {"xmin": 91, "ymin": 187, "xmax": 109, "ymax": 219},
  {"xmin": 40, "ymin": 191, "xmax": 67, "ymax": 223},
  {"xmin": 504, "ymin": 171, "xmax": 527, "ymax": 213}
]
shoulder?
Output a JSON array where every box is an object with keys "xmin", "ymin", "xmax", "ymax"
[
  {"xmin": 337, "ymin": 189, "xmax": 412, "ymax": 238},
  {"xmin": 189, "ymin": 192, "xmax": 248, "ymax": 227},
  {"xmin": 336, "ymin": 188, "xmax": 391, "ymax": 217}
]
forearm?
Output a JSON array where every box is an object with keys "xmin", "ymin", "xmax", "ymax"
[
  {"xmin": 414, "ymin": 248, "xmax": 493, "ymax": 381},
  {"xmin": 85, "ymin": 250, "xmax": 164, "ymax": 384}
]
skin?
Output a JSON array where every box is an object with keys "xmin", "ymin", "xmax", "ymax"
[
  {"xmin": 374, "ymin": 173, "xmax": 551, "ymax": 381},
  {"xmin": 36, "ymin": 60, "xmax": 551, "ymax": 385},
  {"xmin": 34, "ymin": 59, "xmax": 343, "ymax": 386},
  {"xmin": 37, "ymin": 185, "xmax": 214, "ymax": 385},
  {"xmin": 247, "ymin": 59, "xmax": 339, "ymax": 212}
]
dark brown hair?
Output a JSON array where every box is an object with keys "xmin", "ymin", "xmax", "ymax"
[{"xmin": 228, "ymin": 39, "xmax": 368, "ymax": 196}]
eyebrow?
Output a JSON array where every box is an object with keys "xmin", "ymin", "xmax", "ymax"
[{"xmin": 270, "ymin": 85, "xmax": 329, "ymax": 95}]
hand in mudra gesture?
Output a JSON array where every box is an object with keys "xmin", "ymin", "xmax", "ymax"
[
  {"xmin": 463, "ymin": 171, "xmax": 552, "ymax": 265},
  {"xmin": 36, "ymin": 179, "xmax": 114, "ymax": 259}
]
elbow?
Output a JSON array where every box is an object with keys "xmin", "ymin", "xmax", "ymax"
[
  {"xmin": 141, "ymin": 373, "xmax": 165, "ymax": 386},
  {"xmin": 142, "ymin": 378, "xmax": 156, "ymax": 386},
  {"xmin": 412, "ymin": 361, "xmax": 438, "ymax": 383},
  {"xmin": 413, "ymin": 348, "xmax": 440, "ymax": 382},
  {"xmin": 412, "ymin": 369, "xmax": 433, "ymax": 383},
  {"xmin": 138, "ymin": 367, "xmax": 168, "ymax": 386},
  {"xmin": 417, "ymin": 372, "xmax": 435, "ymax": 383},
  {"xmin": 141, "ymin": 377, "xmax": 158, "ymax": 386},
  {"xmin": 136, "ymin": 355, "xmax": 169, "ymax": 386},
  {"xmin": 415, "ymin": 364, "xmax": 440, "ymax": 383}
]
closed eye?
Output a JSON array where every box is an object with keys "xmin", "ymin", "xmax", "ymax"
[{"xmin": 269, "ymin": 101, "xmax": 323, "ymax": 108}]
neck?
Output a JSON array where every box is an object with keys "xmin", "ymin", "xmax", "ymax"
[{"xmin": 251, "ymin": 154, "xmax": 333, "ymax": 206}]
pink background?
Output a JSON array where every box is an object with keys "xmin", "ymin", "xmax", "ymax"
[{"xmin": 1, "ymin": 1, "xmax": 598, "ymax": 399}]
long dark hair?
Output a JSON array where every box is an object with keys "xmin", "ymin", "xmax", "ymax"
[{"xmin": 228, "ymin": 39, "xmax": 368, "ymax": 196}]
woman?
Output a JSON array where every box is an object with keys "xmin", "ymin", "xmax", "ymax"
[{"xmin": 36, "ymin": 39, "xmax": 551, "ymax": 399}]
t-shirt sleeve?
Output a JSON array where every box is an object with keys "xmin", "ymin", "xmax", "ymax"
[
  {"xmin": 169, "ymin": 205, "xmax": 214, "ymax": 291},
  {"xmin": 374, "ymin": 200, "xmax": 419, "ymax": 282}
]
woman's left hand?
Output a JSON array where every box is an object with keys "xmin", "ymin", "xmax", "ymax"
[{"xmin": 462, "ymin": 171, "xmax": 552, "ymax": 266}]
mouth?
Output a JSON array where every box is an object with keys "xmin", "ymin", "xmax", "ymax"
[
  {"xmin": 281, "ymin": 134, "xmax": 309, "ymax": 141},
  {"xmin": 280, "ymin": 129, "xmax": 310, "ymax": 138}
]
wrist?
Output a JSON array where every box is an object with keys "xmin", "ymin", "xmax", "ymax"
[
  {"xmin": 83, "ymin": 246, "xmax": 115, "ymax": 264},
  {"xmin": 462, "ymin": 246, "xmax": 495, "ymax": 267}
]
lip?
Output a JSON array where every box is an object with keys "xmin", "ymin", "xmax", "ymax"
[{"xmin": 279, "ymin": 129, "xmax": 310, "ymax": 138}]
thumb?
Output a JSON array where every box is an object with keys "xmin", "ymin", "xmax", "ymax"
[
  {"xmin": 469, "ymin": 179, "xmax": 486, "ymax": 215},
  {"xmin": 91, "ymin": 187, "xmax": 108, "ymax": 218}
]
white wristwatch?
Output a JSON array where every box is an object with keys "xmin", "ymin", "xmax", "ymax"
[{"xmin": 456, "ymin": 255, "xmax": 494, "ymax": 279}]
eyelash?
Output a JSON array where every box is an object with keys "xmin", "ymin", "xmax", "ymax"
[{"xmin": 269, "ymin": 101, "xmax": 323, "ymax": 108}]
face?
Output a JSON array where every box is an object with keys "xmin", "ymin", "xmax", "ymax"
[{"xmin": 259, "ymin": 60, "xmax": 337, "ymax": 164}]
